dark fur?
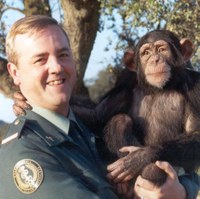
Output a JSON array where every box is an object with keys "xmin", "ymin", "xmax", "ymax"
[{"xmin": 72, "ymin": 30, "xmax": 200, "ymax": 187}]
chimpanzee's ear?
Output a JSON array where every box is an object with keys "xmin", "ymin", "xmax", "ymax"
[
  {"xmin": 123, "ymin": 49, "xmax": 136, "ymax": 72},
  {"xmin": 180, "ymin": 38, "xmax": 194, "ymax": 62}
]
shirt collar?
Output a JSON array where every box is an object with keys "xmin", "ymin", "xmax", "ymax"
[{"xmin": 31, "ymin": 105, "xmax": 80, "ymax": 135}]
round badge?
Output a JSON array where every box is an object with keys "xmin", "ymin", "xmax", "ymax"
[{"xmin": 13, "ymin": 159, "xmax": 44, "ymax": 194}]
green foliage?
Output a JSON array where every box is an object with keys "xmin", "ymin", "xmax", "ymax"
[
  {"xmin": 100, "ymin": 0, "xmax": 200, "ymax": 68},
  {"xmin": 87, "ymin": 66, "xmax": 117, "ymax": 102}
]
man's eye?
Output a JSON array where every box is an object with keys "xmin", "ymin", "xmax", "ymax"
[
  {"xmin": 60, "ymin": 53, "xmax": 69, "ymax": 58},
  {"xmin": 34, "ymin": 58, "xmax": 46, "ymax": 64}
]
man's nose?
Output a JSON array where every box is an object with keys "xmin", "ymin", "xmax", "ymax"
[{"xmin": 48, "ymin": 58, "xmax": 63, "ymax": 73}]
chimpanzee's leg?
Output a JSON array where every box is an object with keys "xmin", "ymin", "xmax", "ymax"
[{"xmin": 104, "ymin": 114, "xmax": 139, "ymax": 159}]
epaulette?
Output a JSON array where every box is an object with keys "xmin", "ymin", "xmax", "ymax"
[{"xmin": 1, "ymin": 117, "xmax": 27, "ymax": 145}]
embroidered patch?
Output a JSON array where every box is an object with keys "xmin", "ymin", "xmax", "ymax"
[{"xmin": 13, "ymin": 159, "xmax": 44, "ymax": 194}]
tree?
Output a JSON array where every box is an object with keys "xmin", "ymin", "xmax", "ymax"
[
  {"xmin": 60, "ymin": 0, "xmax": 100, "ymax": 95},
  {"xmin": 101, "ymin": 0, "xmax": 200, "ymax": 68},
  {"xmin": 0, "ymin": 0, "xmax": 199, "ymax": 100},
  {"xmin": 87, "ymin": 66, "xmax": 117, "ymax": 102}
]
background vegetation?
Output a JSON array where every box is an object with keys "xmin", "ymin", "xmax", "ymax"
[{"xmin": 0, "ymin": 0, "xmax": 199, "ymax": 101}]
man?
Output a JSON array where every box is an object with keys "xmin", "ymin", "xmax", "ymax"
[
  {"xmin": 0, "ymin": 15, "xmax": 118, "ymax": 199},
  {"xmin": 0, "ymin": 15, "xmax": 198, "ymax": 199}
]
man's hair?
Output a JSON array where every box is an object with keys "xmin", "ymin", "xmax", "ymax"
[{"xmin": 6, "ymin": 15, "xmax": 70, "ymax": 65}]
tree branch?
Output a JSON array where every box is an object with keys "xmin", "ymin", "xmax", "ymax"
[{"xmin": 2, "ymin": 6, "xmax": 24, "ymax": 15}]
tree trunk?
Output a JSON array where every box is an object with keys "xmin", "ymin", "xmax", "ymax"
[
  {"xmin": 23, "ymin": 0, "xmax": 51, "ymax": 16},
  {"xmin": 60, "ymin": 0, "xmax": 101, "ymax": 96}
]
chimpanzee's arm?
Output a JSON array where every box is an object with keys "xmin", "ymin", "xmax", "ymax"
[
  {"xmin": 158, "ymin": 132, "xmax": 200, "ymax": 170},
  {"xmin": 153, "ymin": 70, "xmax": 200, "ymax": 180},
  {"xmin": 71, "ymin": 74, "xmax": 134, "ymax": 136},
  {"xmin": 107, "ymin": 132, "xmax": 200, "ymax": 185},
  {"xmin": 159, "ymin": 70, "xmax": 200, "ymax": 170},
  {"xmin": 95, "ymin": 69, "xmax": 137, "ymax": 129},
  {"xmin": 104, "ymin": 114, "xmax": 141, "ymax": 159}
]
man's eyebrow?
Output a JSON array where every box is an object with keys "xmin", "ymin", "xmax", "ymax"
[
  {"xmin": 31, "ymin": 53, "xmax": 47, "ymax": 59},
  {"xmin": 57, "ymin": 47, "xmax": 70, "ymax": 53},
  {"xmin": 31, "ymin": 47, "xmax": 70, "ymax": 59}
]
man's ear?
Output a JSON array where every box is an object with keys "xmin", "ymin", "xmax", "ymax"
[
  {"xmin": 123, "ymin": 49, "xmax": 136, "ymax": 72},
  {"xmin": 180, "ymin": 38, "xmax": 194, "ymax": 62},
  {"xmin": 7, "ymin": 62, "xmax": 20, "ymax": 86}
]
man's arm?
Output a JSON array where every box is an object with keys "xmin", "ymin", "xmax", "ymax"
[
  {"xmin": 179, "ymin": 172, "xmax": 200, "ymax": 199},
  {"xmin": 134, "ymin": 161, "xmax": 199, "ymax": 199}
]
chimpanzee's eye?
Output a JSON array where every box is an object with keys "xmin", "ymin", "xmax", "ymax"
[
  {"xmin": 143, "ymin": 50, "xmax": 151, "ymax": 56},
  {"xmin": 158, "ymin": 47, "xmax": 166, "ymax": 53},
  {"xmin": 140, "ymin": 45, "xmax": 151, "ymax": 58}
]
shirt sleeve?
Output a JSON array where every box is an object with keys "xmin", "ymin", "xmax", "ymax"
[{"xmin": 179, "ymin": 173, "xmax": 200, "ymax": 199}]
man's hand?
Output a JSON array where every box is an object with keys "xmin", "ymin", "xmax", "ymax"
[
  {"xmin": 13, "ymin": 91, "xmax": 32, "ymax": 116},
  {"xmin": 134, "ymin": 161, "xmax": 187, "ymax": 199}
]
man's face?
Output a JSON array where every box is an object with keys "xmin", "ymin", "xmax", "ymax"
[{"xmin": 9, "ymin": 25, "xmax": 76, "ymax": 116}]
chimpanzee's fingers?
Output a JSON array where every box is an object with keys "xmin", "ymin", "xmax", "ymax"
[
  {"xmin": 113, "ymin": 170, "xmax": 133, "ymax": 183},
  {"xmin": 14, "ymin": 97, "xmax": 32, "ymax": 110},
  {"xmin": 115, "ymin": 182, "xmax": 130, "ymax": 196},
  {"xmin": 107, "ymin": 166, "xmax": 124, "ymax": 180},
  {"xmin": 13, "ymin": 91, "xmax": 27, "ymax": 100},
  {"xmin": 107, "ymin": 158, "xmax": 125, "ymax": 171},
  {"xmin": 13, "ymin": 104, "xmax": 26, "ymax": 116},
  {"xmin": 119, "ymin": 146, "xmax": 141, "ymax": 153}
]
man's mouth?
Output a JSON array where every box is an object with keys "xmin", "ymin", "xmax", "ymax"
[{"xmin": 47, "ymin": 79, "xmax": 65, "ymax": 86}]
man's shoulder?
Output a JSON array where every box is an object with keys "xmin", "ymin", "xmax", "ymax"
[
  {"xmin": 0, "ymin": 114, "xmax": 54, "ymax": 167},
  {"xmin": 0, "ymin": 122, "xmax": 9, "ymax": 143},
  {"xmin": 0, "ymin": 112, "xmax": 47, "ymax": 149},
  {"xmin": 1, "ymin": 117, "xmax": 27, "ymax": 145}
]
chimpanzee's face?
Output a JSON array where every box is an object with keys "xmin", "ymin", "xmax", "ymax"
[{"xmin": 139, "ymin": 40, "xmax": 172, "ymax": 88}]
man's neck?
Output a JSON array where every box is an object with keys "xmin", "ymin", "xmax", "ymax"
[{"xmin": 31, "ymin": 104, "xmax": 70, "ymax": 134}]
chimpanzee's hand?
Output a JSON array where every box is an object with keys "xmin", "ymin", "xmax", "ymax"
[
  {"xmin": 113, "ymin": 182, "xmax": 134, "ymax": 199},
  {"xmin": 107, "ymin": 146, "xmax": 161, "ymax": 183},
  {"xmin": 13, "ymin": 91, "xmax": 32, "ymax": 116}
]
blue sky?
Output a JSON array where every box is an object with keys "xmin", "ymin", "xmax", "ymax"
[{"xmin": 0, "ymin": 4, "xmax": 118, "ymax": 123}]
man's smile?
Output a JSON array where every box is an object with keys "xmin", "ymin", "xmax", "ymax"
[{"xmin": 47, "ymin": 78, "xmax": 65, "ymax": 86}]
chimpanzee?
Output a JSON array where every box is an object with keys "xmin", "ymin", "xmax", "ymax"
[{"xmin": 97, "ymin": 30, "xmax": 200, "ymax": 187}]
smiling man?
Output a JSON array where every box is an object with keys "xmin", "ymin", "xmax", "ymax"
[
  {"xmin": 7, "ymin": 19, "xmax": 76, "ymax": 116},
  {"xmin": 0, "ymin": 15, "xmax": 118, "ymax": 199}
]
